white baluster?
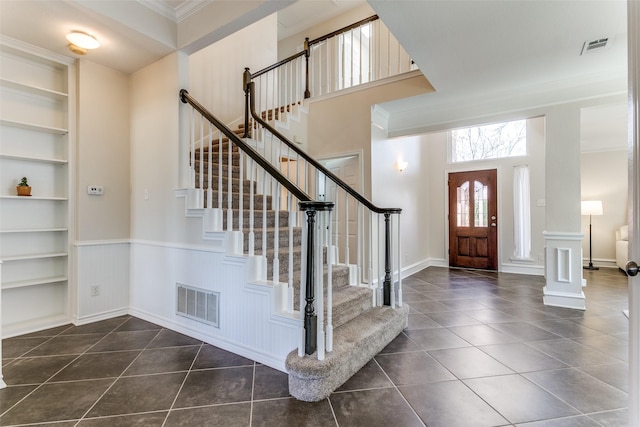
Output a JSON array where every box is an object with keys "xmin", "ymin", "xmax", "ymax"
[
  {"xmin": 326, "ymin": 209, "xmax": 333, "ymax": 353},
  {"xmin": 273, "ymin": 182, "xmax": 280, "ymax": 283},
  {"xmin": 397, "ymin": 213, "xmax": 402, "ymax": 307},
  {"xmin": 298, "ymin": 206, "xmax": 308, "ymax": 357},
  {"xmin": 288, "ymin": 193, "xmax": 294, "ymax": 313},
  {"xmin": 249, "ymin": 159, "xmax": 255, "ymax": 256},
  {"xmin": 207, "ymin": 122, "xmax": 212, "ymax": 208},
  {"xmin": 316, "ymin": 209, "xmax": 325, "ymax": 361}
]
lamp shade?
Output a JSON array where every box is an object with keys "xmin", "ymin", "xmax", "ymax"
[{"xmin": 581, "ymin": 200, "xmax": 603, "ymax": 216}]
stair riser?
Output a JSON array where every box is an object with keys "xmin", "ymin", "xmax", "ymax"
[
  {"xmin": 243, "ymin": 227, "xmax": 303, "ymax": 253},
  {"xmin": 223, "ymin": 210, "xmax": 291, "ymax": 230},
  {"xmin": 195, "ymin": 178, "xmax": 255, "ymax": 193},
  {"xmin": 204, "ymin": 192, "xmax": 272, "ymax": 210},
  {"xmin": 194, "ymin": 163, "xmax": 240, "ymax": 178},
  {"xmin": 194, "ymin": 152, "xmax": 242, "ymax": 166}
]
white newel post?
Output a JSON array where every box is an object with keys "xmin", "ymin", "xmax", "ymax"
[
  {"xmin": 543, "ymin": 232, "xmax": 585, "ymax": 309},
  {"xmin": 0, "ymin": 261, "xmax": 5, "ymax": 389}
]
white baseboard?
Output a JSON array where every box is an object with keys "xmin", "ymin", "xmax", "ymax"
[
  {"xmin": 128, "ymin": 308, "xmax": 289, "ymax": 372},
  {"xmin": 501, "ymin": 262, "xmax": 544, "ymax": 276},
  {"xmin": 73, "ymin": 308, "xmax": 129, "ymax": 326}
]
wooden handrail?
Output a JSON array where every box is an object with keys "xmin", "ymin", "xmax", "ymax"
[
  {"xmin": 251, "ymin": 50, "xmax": 307, "ymax": 79},
  {"xmin": 180, "ymin": 89, "xmax": 313, "ymax": 204},
  {"xmin": 246, "ymin": 82, "xmax": 401, "ymax": 215},
  {"xmin": 308, "ymin": 15, "xmax": 379, "ymax": 46}
]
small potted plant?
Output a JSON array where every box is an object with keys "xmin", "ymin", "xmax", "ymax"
[{"xmin": 16, "ymin": 176, "xmax": 31, "ymax": 196}]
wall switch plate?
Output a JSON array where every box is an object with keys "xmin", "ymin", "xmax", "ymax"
[{"xmin": 88, "ymin": 185, "xmax": 104, "ymax": 195}]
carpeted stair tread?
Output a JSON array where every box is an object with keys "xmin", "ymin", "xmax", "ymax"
[
  {"xmin": 286, "ymin": 304, "xmax": 409, "ymax": 402},
  {"xmin": 327, "ymin": 286, "xmax": 373, "ymax": 329}
]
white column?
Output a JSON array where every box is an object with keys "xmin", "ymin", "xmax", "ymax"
[{"xmin": 543, "ymin": 106, "xmax": 585, "ymax": 309}]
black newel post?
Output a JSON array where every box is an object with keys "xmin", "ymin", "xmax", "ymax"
[
  {"xmin": 383, "ymin": 213, "xmax": 392, "ymax": 306},
  {"xmin": 243, "ymin": 67, "xmax": 251, "ymax": 138},
  {"xmin": 304, "ymin": 37, "xmax": 311, "ymax": 99},
  {"xmin": 304, "ymin": 209, "xmax": 317, "ymax": 355}
]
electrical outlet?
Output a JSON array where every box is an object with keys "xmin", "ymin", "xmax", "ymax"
[
  {"xmin": 90, "ymin": 285, "xmax": 100, "ymax": 297},
  {"xmin": 87, "ymin": 185, "xmax": 104, "ymax": 195}
]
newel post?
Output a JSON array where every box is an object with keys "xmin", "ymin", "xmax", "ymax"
[
  {"xmin": 304, "ymin": 37, "xmax": 311, "ymax": 99},
  {"xmin": 303, "ymin": 208, "xmax": 317, "ymax": 354},
  {"xmin": 383, "ymin": 212, "xmax": 392, "ymax": 306},
  {"xmin": 243, "ymin": 67, "xmax": 251, "ymax": 138}
]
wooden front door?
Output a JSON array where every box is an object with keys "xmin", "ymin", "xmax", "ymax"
[{"xmin": 448, "ymin": 169, "xmax": 498, "ymax": 270}]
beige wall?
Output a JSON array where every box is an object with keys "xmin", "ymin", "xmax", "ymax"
[
  {"xmin": 189, "ymin": 14, "xmax": 278, "ymax": 124},
  {"xmin": 76, "ymin": 60, "xmax": 130, "ymax": 241},
  {"xmin": 307, "ymin": 74, "xmax": 434, "ymax": 200},
  {"xmin": 581, "ymin": 149, "xmax": 628, "ymax": 263}
]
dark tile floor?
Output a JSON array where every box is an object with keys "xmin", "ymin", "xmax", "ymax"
[{"xmin": 0, "ymin": 267, "xmax": 630, "ymax": 426}]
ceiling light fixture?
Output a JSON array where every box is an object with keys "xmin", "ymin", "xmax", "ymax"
[{"xmin": 65, "ymin": 31, "xmax": 100, "ymax": 55}]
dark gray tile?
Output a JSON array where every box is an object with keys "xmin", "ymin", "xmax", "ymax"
[
  {"xmin": 407, "ymin": 300, "xmax": 453, "ymax": 314},
  {"xmin": 441, "ymin": 298, "xmax": 488, "ymax": 310},
  {"xmin": 524, "ymin": 369, "xmax": 628, "ymax": 413},
  {"xmin": 15, "ymin": 324, "xmax": 72, "ymax": 338},
  {"xmin": 87, "ymin": 372, "xmax": 186, "ymax": 417},
  {"xmin": 60, "ymin": 317, "xmax": 129, "ymax": 335},
  {"xmin": 2, "ymin": 337, "xmax": 50, "ymax": 358},
  {"xmin": 124, "ymin": 346, "xmax": 199, "ymax": 375},
  {"xmin": 191, "ymin": 344, "xmax": 254, "ymax": 369},
  {"xmin": 25, "ymin": 334, "xmax": 104, "ymax": 356},
  {"xmin": 572, "ymin": 334, "xmax": 629, "ymax": 362},
  {"xmin": 88, "ymin": 330, "xmax": 159, "ymax": 352},
  {"xmin": 253, "ymin": 364, "xmax": 290, "ymax": 399},
  {"xmin": 165, "ymin": 404, "xmax": 251, "ymax": 426},
  {"xmin": 570, "ymin": 314, "xmax": 629, "ymax": 335},
  {"xmin": 0, "ymin": 379, "xmax": 113, "ymax": 425},
  {"xmin": 449, "ymin": 324, "xmax": 519, "ymax": 346},
  {"xmin": 425, "ymin": 311, "xmax": 481, "ymax": 327},
  {"xmin": 463, "ymin": 308, "xmax": 518, "ymax": 323},
  {"xmin": 78, "ymin": 412, "xmax": 168, "ymax": 426},
  {"xmin": 489, "ymin": 322, "xmax": 562, "ymax": 341},
  {"xmin": 429, "ymin": 347, "xmax": 513, "ymax": 379},
  {"xmin": 529, "ymin": 319, "xmax": 602, "ymax": 339},
  {"xmin": 174, "ymin": 367, "xmax": 253, "ymax": 407},
  {"xmin": 115, "ymin": 317, "xmax": 162, "ymax": 332},
  {"xmin": 3, "ymin": 355, "xmax": 76, "ymax": 385},
  {"xmin": 0, "ymin": 384, "xmax": 37, "ymax": 413},
  {"xmin": 251, "ymin": 398, "xmax": 336, "ymax": 427},
  {"xmin": 401, "ymin": 291, "xmax": 432, "ymax": 303},
  {"xmin": 400, "ymin": 381, "xmax": 508, "ymax": 427},
  {"xmin": 464, "ymin": 374, "xmax": 578, "ymax": 424},
  {"xmin": 336, "ymin": 359, "xmax": 393, "ymax": 391},
  {"xmin": 579, "ymin": 362, "xmax": 628, "ymax": 393},
  {"xmin": 378, "ymin": 332, "xmax": 422, "ymax": 354},
  {"xmin": 587, "ymin": 409, "xmax": 628, "ymax": 427},
  {"xmin": 526, "ymin": 339, "xmax": 620, "ymax": 367},
  {"xmin": 147, "ymin": 329, "xmax": 202, "ymax": 349},
  {"xmin": 331, "ymin": 388, "xmax": 423, "ymax": 427},
  {"xmin": 51, "ymin": 350, "xmax": 140, "ymax": 382},
  {"xmin": 517, "ymin": 415, "xmax": 602, "ymax": 426},
  {"xmin": 479, "ymin": 342, "xmax": 568, "ymax": 373},
  {"xmin": 405, "ymin": 313, "xmax": 441, "ymax": 330},
  {"xmin": 404, "ymin": 328, "xmax": 471, "ymax": 350},
  {"xmin": 375, "ymin": 351, "xmax": 455, "ymax": 386}
]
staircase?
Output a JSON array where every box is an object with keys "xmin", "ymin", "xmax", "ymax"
[{"xmin": 189, "ymin": 119, "xmax": 408, "ymax": 401}]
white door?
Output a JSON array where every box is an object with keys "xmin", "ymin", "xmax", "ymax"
[
  {"xmin": 320, "ymin": 155, "xmax": 361, "ymax": 265},
  {"xmin": 627, "ymin": 2, "xmax": 639, "ymax": 424}
]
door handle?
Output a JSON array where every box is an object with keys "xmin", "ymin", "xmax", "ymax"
[{"xmin": 626, "ymin": 261, "xmax": 639, "ymax": 276}]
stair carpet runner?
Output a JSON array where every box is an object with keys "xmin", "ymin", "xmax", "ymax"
[{"xmin": 193, "ymin": 124, "xmax": 408, "ymax": 401}]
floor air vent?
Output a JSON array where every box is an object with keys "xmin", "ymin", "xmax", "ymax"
[{"xmin": 176, "ymin": 284, "xmax": 219, "ymax": 327}]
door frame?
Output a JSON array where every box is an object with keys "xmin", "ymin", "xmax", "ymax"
[{"xmin": 444, "ymin": 166, "xmax": 502, "ymax": 270}]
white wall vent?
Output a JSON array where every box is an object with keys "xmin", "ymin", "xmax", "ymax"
[
  {"xmin": 580, "ymin": 37, "xmax": 611, "ymax": 55},
  {"xmin": 176, "ymin": 283, "xmax": 220, "ymax": 327}
]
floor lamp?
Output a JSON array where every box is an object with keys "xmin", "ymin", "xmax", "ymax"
[{"xmin": 581, "ymin": 200, "xmax": 603, "ymax": 270}]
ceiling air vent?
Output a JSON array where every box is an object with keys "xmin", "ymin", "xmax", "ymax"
[{"xmin": 580, "ymin": 37, "xmax": 611, "ymax": 55}]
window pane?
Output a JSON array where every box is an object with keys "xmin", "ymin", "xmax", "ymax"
[
  {"xmin": 474, "ymin": 181, "xmax": 488, "ymax": 227},
  {"xmin": 450, "ymin": 119, "xmax": 527, "ymax": 163},
  {"xmin": 457, "ymin": 181, "xmax": 470, "ymax": 226}
]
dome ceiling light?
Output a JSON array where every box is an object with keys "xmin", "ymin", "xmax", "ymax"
[{"xmin": 65, "ymin": 31, "xmax": 100, "ymax": 55}]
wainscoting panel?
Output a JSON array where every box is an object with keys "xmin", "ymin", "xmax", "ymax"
[
  {"xmin": 129, "ymin": 241, "xmax": 299, "ymax": 371},
  {"xmin": 75, "ymin": 241, "xmax": 130, "ymax": 324}
]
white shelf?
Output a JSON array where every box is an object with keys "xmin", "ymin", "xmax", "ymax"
[
  {"xmin": 0, "ymin": 119, "xmax": 68, "ymax": 135},
  {"xmin": 0, "ymin": 227, "xmax": 68, "ymax": 233},
  {"xmin": 2, "ymin": 276, "xmax": 67, "ymax": 290},
  {"xmin": 1, "ymin": 252, "xmax": 68, "ymax": 262},
  {"xmin": 0, "ymin": 78, "xmax": 68, "ymax": 100},
  {"xmin": 0, "ymin": 154, "xmax": 68, "ymax": 164},
  {"xmin": 0, "ymin": 195, "xmax": 68, "ymax": 201}
]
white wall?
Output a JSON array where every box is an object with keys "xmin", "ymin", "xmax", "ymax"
[{"xmin": 581, "ymin": 149, "xmax": 628, "ymax": 265}]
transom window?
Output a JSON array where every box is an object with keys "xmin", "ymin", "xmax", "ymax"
[{"xmin": 450, "ymin": 119, "xmax": 527, "ymax": 163}]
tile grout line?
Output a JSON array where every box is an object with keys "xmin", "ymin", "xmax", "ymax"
[
  {"xmin": 161, "ymin": 341, "xmax": 206, "ymax": 427},
  {"xmin": 74, "ymin": 322, "xmax": 165, "ymax": 425},
  {"xmin": 249, "ymin": 362, "xmax": 256, "ymax": 427},
  {"xmin": 0, "ymin": 317, "xmax": 131, "ymax": 421}
]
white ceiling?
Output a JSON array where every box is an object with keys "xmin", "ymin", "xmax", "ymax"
[{"xmin": 0, "ymin": 0, "xmax": 629, "ymax": 151}]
